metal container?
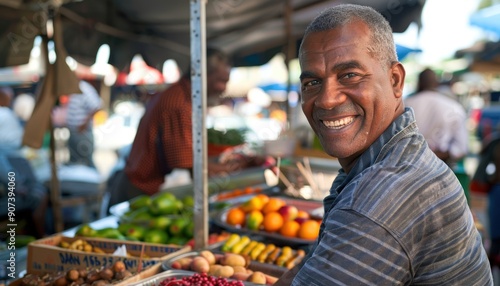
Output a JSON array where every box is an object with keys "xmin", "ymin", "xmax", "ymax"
[
  {"xmin": 128, "ymin": 269, "xmax": 262, "ymax": 286},
  {"xmin": 162, "ymin": 251, "xmax": 287, "ymax": 281}
]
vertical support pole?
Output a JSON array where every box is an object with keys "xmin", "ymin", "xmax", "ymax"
[
  {"xmin": 284, "ymin": 0, "xmax": 296, "ymax": 131},
  {"xmin": 190, "ymin": 0, "xmax": 209, "ymax": 250},
  {"xmin": 49, "ymin": 121, "xmax": 63, "ymax": 233}
]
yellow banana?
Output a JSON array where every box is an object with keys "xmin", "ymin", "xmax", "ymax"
[
  {"xmin": 250, "ymin": 242, "xmax": 266, "ymax": 260},
  {"xmin": 231, "ymin": 236, "xmax": 251, "ymax": 254},
  {"xmin": 221, "ymin": 233, "xmax": 241, "ymax": 252},
  {"xmin": 241, "ymin": 240, "xmax": 258, "ymax": 256}
]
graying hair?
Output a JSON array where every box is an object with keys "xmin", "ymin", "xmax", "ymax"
[{"xmin": 300, "ymin": 4, "xmax": 398, "ymax": 67}]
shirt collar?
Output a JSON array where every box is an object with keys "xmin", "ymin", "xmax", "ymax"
[{"xmin": 327, "ymin": 107, "xmax": 417, "ymax": 199}]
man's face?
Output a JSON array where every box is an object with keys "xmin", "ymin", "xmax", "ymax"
[
  {"xmin": 299, "ymin": 20, "xmax": 404, "ymax": 170},
  {"xmin": 206, "ymin": 63, "xmax": 231, "ymax": 97}
]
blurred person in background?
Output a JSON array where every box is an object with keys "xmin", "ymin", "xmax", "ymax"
[
  {"xmin": 65, "ymin": 80, "xmax": 102, "ymax": 168},
  {"xmin": 471, "ymin": 134, "xmax": 500, "ymax": 269},
  {"xmin": 107, "ymin": 48, "xmax": 266, "ymax": 208},
  {"xmin": 405, "ymin": 68, "xmax": 468, "ymax": 168},
  {"xmin": 12, "ymin": 93, "xmax": 36, "ymax": 126},
  {"xmin": 0, "ymin": 87, "xmax": 23, "ymax": 150},
  {"xmin": 0, "ymin": 87, "xmax": 49, "ymax": 238},
  {"xmin": 405, "ymin": 68, "xmax": 471, "ymax": 202}
]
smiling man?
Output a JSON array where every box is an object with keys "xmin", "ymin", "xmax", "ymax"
[{"xmin": 275, "ymin": 4, "xmax": 492, "ymax": 286}]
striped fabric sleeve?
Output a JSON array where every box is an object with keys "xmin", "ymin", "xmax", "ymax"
[{"xmin": 292, "ymin": 210, "xmax": 411, "ymax": 286}]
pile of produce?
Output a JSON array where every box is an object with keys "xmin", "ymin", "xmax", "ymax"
[
  {"xmin": 75, "ymin": 193, "xmax": 196, "ymax": 245},
  {"xmin": 18, "ymin": 261, "xmax": 133, "ymax": 286},
  {"xmin": 224, "ymin": 194, "xmax": 321, "ymax": 240},
  {"xmin": 207, "ymin": 128, "xmax": 246, "ymax": 146},
  {"xmin": 75, "ymin": 190, "xmax": 230, "ymax": 247},
  {"xmin": 169, "ymin": 250, "xmax": 278, "ymax": 285},
  {"xmin": 159, "ymin": 273, "xmax": 245, "ymax": 286},
  {"xmin": 59, "ymin": 239, "xmax": 106, "ymax": 254},
  {"xmin": 221, "ymin": 234, "xmax": 305, "ymax": 269}
]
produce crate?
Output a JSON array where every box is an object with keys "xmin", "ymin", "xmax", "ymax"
[
  {"xmin": 8, "ymin": 263, "xmax": 165, "ymax": 286},
  {"xmin": 26, "ymin": 234, "xmax": 191, "ymax": 275}
]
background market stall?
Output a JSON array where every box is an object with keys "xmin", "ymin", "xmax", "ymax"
[{"xmin": 0, "ymin": 0, "xmax": 427, "ymax": 247}]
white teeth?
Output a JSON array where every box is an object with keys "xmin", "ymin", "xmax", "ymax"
[{"xmin": 323, "ymin": 117, "xmax": 354, "ymax": 129}]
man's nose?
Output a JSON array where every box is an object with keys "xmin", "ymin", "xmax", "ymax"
[{"xmin": 315, "ymin": 79, "xmax": 346, "ymax": 109}]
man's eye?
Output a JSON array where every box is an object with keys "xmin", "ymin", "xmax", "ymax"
[
  {"xmin": 340, "ymin": 72, "xmax": 359, "ymax": 80},
  {"xmin": 302, "ymin": 79, "xmax": 320, "ymax": 87},
  {"xmin": 341, "ymin": 72, "xmax": 358, "ymax": 79}
]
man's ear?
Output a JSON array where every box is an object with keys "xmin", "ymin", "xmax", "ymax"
[{"xmin": 390, "ymin": 62, "xmax": 406, "ymax": 99}]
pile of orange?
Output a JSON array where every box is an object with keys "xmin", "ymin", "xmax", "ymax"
[
  {"xmin": 297, "ymin": 220, "xmax": 320, "ymax": 240},
  {"xmin": 261, "ymin": 197, "xmax": 286, "ymax": 214},
  {"xmin": 262, "ymin": 211, "xmax": 284, "ymax": 232},
  {"xmin": 224, "ymin": 194, "xmax": 321, "ymax": 241},
  {"xmin": 226, "ymin": 207, "xmax": 246, "ymax": 226},
  {"xmin": 279, "ymin": 220, "xmax": 300, "ymax": 237}
]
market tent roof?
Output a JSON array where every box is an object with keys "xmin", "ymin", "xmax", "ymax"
[
  {"xmin": 470, "ymin": 3, "xmax": 500, "ymax": 37},
  {"xmin": 0, "ymin": 0, "xmax": 426, "ymax": 72},
  {"xmin": 457, "ymin": 41, "xmax": 500, "ymax": 74}
]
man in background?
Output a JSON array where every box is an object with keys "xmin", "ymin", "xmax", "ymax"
[
  {"xmin": 108, "ymin": 48, "xmax": 260, "ymax": 208},
  {"xmin": 0, "ymin": 87, "xmax": 49, "ymax": 238},
  {"xmin": 405, "ymin": 68, "xmax": 468, "ymax": 167},
  {"xmin": 65, "ymin": 80, "xmax": 102, "ymax": 168}
]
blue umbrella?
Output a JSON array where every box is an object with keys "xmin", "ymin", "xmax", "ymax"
[
  {"xmin": 470, "ymin": 4, "xmax": 500, "ymax": 37},
  {"xmin": 396, "ymin": 44, "xmax": 421, "ymax": 60}
]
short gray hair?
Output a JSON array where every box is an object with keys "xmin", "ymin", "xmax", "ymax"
[{"xmin": 300, "ymin": 4, "xmax": 398, "ymax": 67}]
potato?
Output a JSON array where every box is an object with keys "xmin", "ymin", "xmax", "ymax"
[
  {"xmin": 200, "ymin": 250, "xmax": 216, "ymax": 265},
  {"xmin": 247, "ymin": 271, "xmax": 267, "ymax": 284},
  {"xmin": 265, "ymin": 273, "xmax": 279, "ymax": 285},
  {"xmin": 171, "ymin": 261, "xmax": 182, "ymax": 269},
  {"xmin": 232, "ymin": 266, "xmax": 247, "ymax": 274},
  {"xmin": 208, "ymin": 264, "xmax": 223, "ymax": 276},
  {"xmin": 176, "ymin": 257, "xmax": 193, "ymax": 270},
  {"xmin": 220, "ymin": 253, "xmax": 246, "ymax": 267},
  {"xmin": 231, "ymin": 272, "xmax": 251, "ymax": 281},
  {"xmin": 191, "ymin": 256, "xmax": 210, "ymax": 273},
  {"xmin": 210, "ymin": 265, "xmax": 234, "ymax": 278}
]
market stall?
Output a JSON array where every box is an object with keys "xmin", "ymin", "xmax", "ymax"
[{"xmin": 10, "ymin": 157, "xmax": 340, "ymax": 285}]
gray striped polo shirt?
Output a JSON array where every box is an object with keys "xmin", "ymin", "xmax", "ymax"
[{"xmin": 292, "ymin": 108, "xmax": 492, "ymax": 286}]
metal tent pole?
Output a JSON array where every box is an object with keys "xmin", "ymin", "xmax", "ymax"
[{"xmin": 190, "ymin": 0, "xmax": 209, "ymax": 250}]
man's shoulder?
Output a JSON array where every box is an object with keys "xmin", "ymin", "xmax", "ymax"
[{"xmin": 156, "ymin": 79, "xmax": 191, "ymax": 103}]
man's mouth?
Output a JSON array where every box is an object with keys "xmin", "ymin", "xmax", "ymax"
[{"xmin": 322, "ymin": 116, "xmax": 355, "ymax": 129}]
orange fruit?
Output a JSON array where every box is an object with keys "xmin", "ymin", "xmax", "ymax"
[
  {"xmin": 255, "ymin": 194, "xmax": 270, "ymax": 205},
  {"xmin": 297, "ymin": 219, "xmax": 320, "ymax": 240},
  {"xmin": 279, "ymin": 220, "xmax": 301, "ymax": 237},
  {"xmin": 296, "ymin": 210, "xmax": 310, "ymax": 219},
  {"xmin": 226, "ymin": 207, "xmax": 246, "ymax": 226},
  {"xmin": 262, "ymin": 211, "xmax": 284, "ymax": 232},
  {"xmin": 240, "ymin": 196, "xmax": 265, "ymax": 213},
  {"xmin": 261, "ymin": 198, "xmax": 286, "ymax": 214}
]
